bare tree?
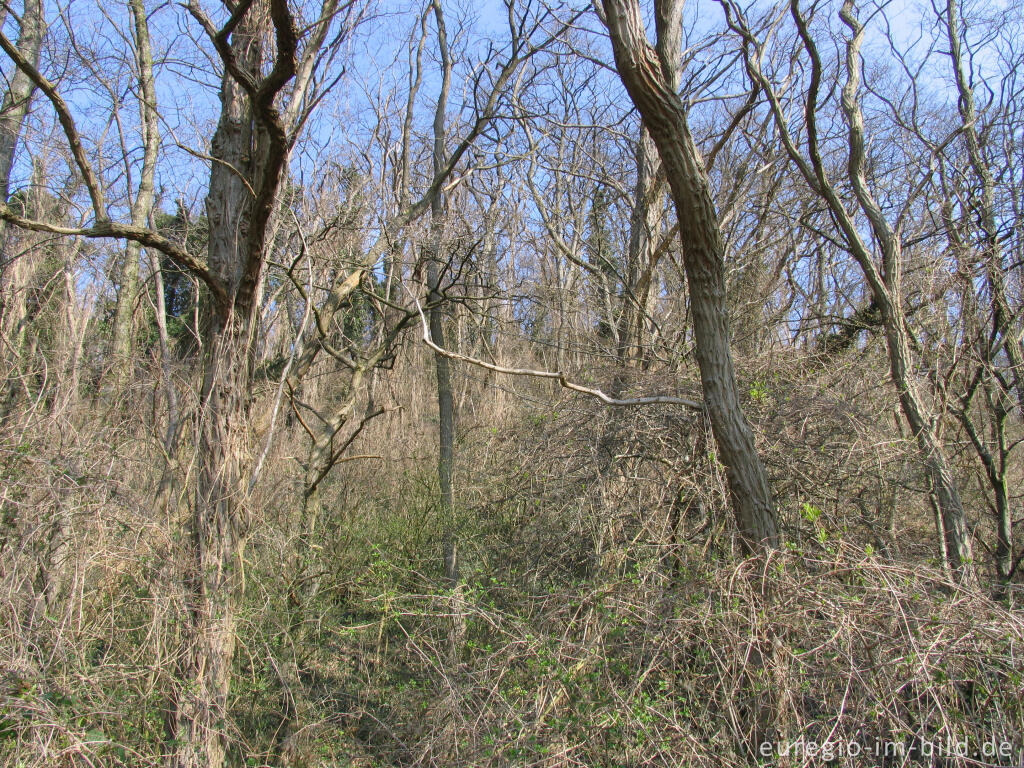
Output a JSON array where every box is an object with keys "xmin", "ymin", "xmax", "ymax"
[
  {"xmin": 600, "ymin": 0, "xmax": 780, "ymax": 550},
  {"xmin": 936, "ymin": 0, "xmax": 1023, "ymax": 587},
  {"xmin": 425, "ymin": 0, "xmax": 458, "ymax": 586},
  {"xmin": 106, "ymin": 0, "xmax": 159, "ymax": 388},
  {"xmin": 722, "ymin": 0, "xmax": 977, "ymax": 576},
  {"xmin": 0, "ymin": 0, "xmax": 365, "ymax": 762}
]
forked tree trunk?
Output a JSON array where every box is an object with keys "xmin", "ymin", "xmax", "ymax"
[
  {"xmin": 0, "ymin": 0, "xmax": 301, "ymax": 761},
  {"xmin": 730, "ymin": 0, "xmax": 974, "ymax": 573},
  {"xmin": 834, "ymin": 0, "xmax": 973, "ymax": 577},
  {"xmin": 602, "ymin": 0, "xmax": 779, "ymax": 550},
  {"xmin": 168, "ymin": 13, "xmax": 261, "ymax": 767}
]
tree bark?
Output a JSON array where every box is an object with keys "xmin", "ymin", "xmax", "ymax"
[
  {"xmin": 168, "ymin": 9, "xmax": 265, "ymax": 767},
  {"xmin": 427, "ymin": 0, "xmax": 458, "ymax": 585},
  {"xmin": 602, "ymin": 0, "xmax": 779, "ymax": 550},
  {"xmin": 171, "ymin": 318, "xmax": 252, "ymax": 768}
]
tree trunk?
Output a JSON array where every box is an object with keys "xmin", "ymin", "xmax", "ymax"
[
  {"xmin": 168, "ymin": 15, "xmax": 261, "ymax": 767},
  {"xmin": 835, "ymin": 0, "xmax": 974, "ymax": 577},
  {"xmin": 0, "ymin": 0, "xmax": 45, "ymax": 376},
  {"xmin": 945, "ymin": 0, "xmax": 1024, "ymax": 418},
  {"xmin": 171, "ymin": 315, "xmax": 252, "ymax": 768},
  {"xmin": 0, "ymin": 0, "xmax": 44, "ymax": 204},
  {"xmin": 428, "ymin": 0, "xmax": 458, "ymax": 586},
  {"xmin": 57, "ymin": 243, "xmax": 91, "ymax": 414},
  {"xmin": 602, "ymin": 0, "xmax": 779, "ymax": 550},
  {"xmin": 879, "ymin": 303, "xmax": 972, "ymax": 571},
  {"xmin": 108, "ymin": 0, "xmax": 159, "ymax": 388},
  {"xmin": 432, "ymin": 273, "xmax": 457, "ymax": 583},
  {"xmin": 620, "ymin": 130, "xmax": 663, "ymax": 369}
]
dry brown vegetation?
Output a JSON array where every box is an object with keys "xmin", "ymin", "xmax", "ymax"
[
  {"xmin": 1, "ymin": 0, "xmax": 1023, "ymax": 765},
  {"xmin": 2, "ymin": 349, "xmax": 1022, "ymax": 766}
]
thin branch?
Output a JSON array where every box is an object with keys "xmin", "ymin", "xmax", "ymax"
[
  {"xmin": 0, "ymin": 30, "xmax": 106, "ymax": 217},
  {"xmin": 410, "ymin": 287, "xmax": 702, "ymax": 410}
]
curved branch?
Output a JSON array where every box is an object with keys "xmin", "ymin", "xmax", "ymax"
[
  {"xmin": 0, "ymin": 30, "xmax": 106, "ymax": 218},
  {"xmin": 0, "ymin": 203, "xmax": 228, "ymax": 308},
  {"xmin": 411, "ymin": 288, "xmax": 701, "ymax": 410}
]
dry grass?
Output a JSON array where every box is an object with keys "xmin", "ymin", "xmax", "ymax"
[{"xmin": 1, "ymin": 353, "xmax": 1021, "ymax": 767}]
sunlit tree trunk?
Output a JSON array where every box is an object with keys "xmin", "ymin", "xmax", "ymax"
[
  {"xmin": 602, "ymin": 0, "xmax": 779, "ymax": 550},
  {"xmin": 170, "ymin": 5, "xmax": 273, "ymax": 764}
]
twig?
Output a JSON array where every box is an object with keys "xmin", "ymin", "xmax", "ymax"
[{"xmin": 249, "ymin": 219, "xmax": 314, "ymax": 492}]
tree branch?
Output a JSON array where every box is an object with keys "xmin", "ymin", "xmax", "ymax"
[
  {"xmin": 0, "ymin": 203, "xmax": 229, "ymax": 308},
  {"xmin": 411, "ymin": 288, "xmax": 702, "ymax": 410},
  {"xmin": 0, "ymin": 30, "xmax": 107, "ymax": 218}
]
